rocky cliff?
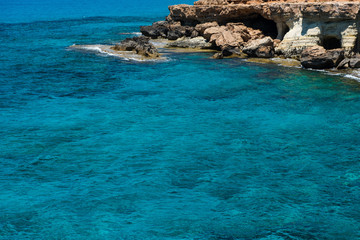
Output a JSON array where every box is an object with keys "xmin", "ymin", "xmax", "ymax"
[
  {"xmin": 168, "ymin": 0, "xmax": 360, "ymax": 57},
  {"xmin": 141, "ymin": 0, "xmax": 360, "ymax": 68}
]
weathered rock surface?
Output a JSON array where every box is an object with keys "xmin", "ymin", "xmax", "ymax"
[
  {"xmin": 112, "ymin": 36, "xmax": 160, "ymax": 58},
  {"xmin": 195, "ymin": 22, "xmax": 219, "ymax": 35},
  {"xmin": 326, "ymin": 49, "xmax": 345, "ymax": 67},
  {"xmin": 167, "ymin": 0, "xmax": 360, "ymax": 57},
  {"xmin": 336, "ymin": 56, "xmax": 360, "ymax": 69},
  {"xmin": 300, "ymin": 46, "xmax": 340, "ymax": 69},
  {"xmin": 166, "ymin": 36, "xmax": 212, "ymax": 48},
  {"xmin": 243, "ymin": 37, "xmax": 274, "ymax": 58},
  {"xmin": 138, "ymin": 0, "xmax": 360, "ymax": 69},
  {"xmin": 203, "ymin": 23, "xmax": 264, "ymax": 50},
  {"xmin": 349, "ymin": 58, "xmax": 360, "ymax": 68},
  {"xmin": 140, "ymin": 21, "xmax": 169, "ymax": 39},
  {"xmin": 140, "ymin": 21, "xmax": 194, "ymax": 40}
]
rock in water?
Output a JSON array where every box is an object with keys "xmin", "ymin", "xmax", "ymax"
[
  {"xmin": 326, "ymin": 49, "xmax": 345, "ymax": 67},
  {"xmin": 300, "ymin": 46, "xmax": 335, "ymax": 69},
  {"xmin": 337, "ymin": 58, "xmax": 350, "ymax": 69},
  {"xmin": 140, "ymin": 21, "xmax": 169, "ymax": 39},
  {"xmin": 141, "ymin": 21, "xmax": 194, "ymax": 40},
  {"xmin": 112, "ymin": 36, "xmax": 160, "ymax": 58},
  {"xmin": 166, "ymin": 37, "xmax": 212, "ymax": 49},
  {"xmin": 212, "ymin": 52, "xmax": 224, "ymax": 59},
  {"xmin": 243, "ymin": 37, "xmax": 275, "ymax": 58}
]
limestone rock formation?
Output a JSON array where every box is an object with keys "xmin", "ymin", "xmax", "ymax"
[
  {"xmin": 167, "ymin": 0, "xmax": 360, "ymax": 57},
  {"xmin": 112, "ymin": 36, "xmax": 160, "ymax": 58},
  {"xmin": 139, "ymin": 0, "xmax": 360, "ymax": 69}
]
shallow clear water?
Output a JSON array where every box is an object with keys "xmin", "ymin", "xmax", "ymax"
[{"xmin": 1, "ymin": 1, "xmax": 360, "ymax": 239}]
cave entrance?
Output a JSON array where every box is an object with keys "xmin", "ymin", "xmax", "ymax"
[
  {"xmin": 322, "ymin": 36, "xmax": 342, "ymax": 50},
  {"xmin": 242, "ymin": 15, "xmax": 278, "ymax": 39}
]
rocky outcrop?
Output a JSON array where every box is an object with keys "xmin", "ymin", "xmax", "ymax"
[
  {"xmin": 167, "ymin": 0, "xmax": 360, "ymax": 57},
  {"xmin": 112, "ymin": 36, "xmax": 160, "ymax": 58},
  {"xmin": 243, "ymin": 37, "xmax": 274, "ymax": 58},
  {"xmin": 140, "ymin": 21, "xmax": 195, "ymax": 40},
  {"xmin": 337, "ymin": 56, "xmax": 360, "ymax": 69},
  {"xmin": 300, "ymin": 46, "xmax": 344, "ymax": 69},
  {"xmin": 138, "ymin": 0, "xmax": 360, "ymax": 69},
  {"xmin": 166, "ymin": 36, "xmax": 212, "ymax": 48},
  {"xmin": 203, "ymin": 23, "xmax": 264, "ymax": 50}
]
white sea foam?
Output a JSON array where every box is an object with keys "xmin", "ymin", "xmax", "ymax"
[
  {"xmin": 344, "ymin": 74, "xmax": 360, "ymax": 81},
  {"xmin": 69, "ymin": 44, "xmax": 168, "ymax": 62},
  {"xmin": 119, "ymin": 32, "xmax": 142, "ymax": 35}
]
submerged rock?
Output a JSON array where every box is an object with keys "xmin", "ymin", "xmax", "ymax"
[{"xmin": 112, "ymin": 36, "xmax": 160, "ymax": 58}]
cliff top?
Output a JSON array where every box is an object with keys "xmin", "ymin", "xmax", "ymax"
[{"xmin": 194, "ymin": 0, "xmax": 360, "ymax": 5}]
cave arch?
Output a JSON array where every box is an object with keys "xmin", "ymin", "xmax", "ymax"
[{"xmin": 322, "ymin": 36, "xmax": 342, "ymax": 50}]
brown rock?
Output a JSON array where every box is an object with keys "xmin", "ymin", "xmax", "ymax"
[
  {"xmin": 256, "ymin": 46, "xmax": 275, "ymax": 58},
  {"xmin": 167, "ymin": 22, "xmax": 194, "ymax": 40},
  {"xmin": 349, "ymin": 58, "xmax": 360, "ymax": 68},
  {"xmin": 300, "ymin": 46, "xmax": 334, "ymax": 69},
  {"xmin": 112, "ymin": 36, "xmax": 160, "ymax": 58},
  {"xmin": 243, "ymin": 37, "xmax": 274, "ymax": 58},
  {"xmin": 190, "ymin": 30, "xmax": 199, "ymax": 38},
  {"xmin": 273, "ymin": 39, "xmax": 282, "ymax": 48},
  {"xmin": 326, "ymin": 49, "xmax": 345, "ymax": 67},
  {"xmin": 203, "ymin": 23, "xmax": 264, "ymax": 51},
  {"xmin": 337, "ymin": 58, "xmax": 350, "ymax": 69},
  {"xmin": 140, "ymin": 21, "xmax": 169, "ymax": 39},
  {"xmin": 213, "ymin": 52, "xmax": 224, "ymax": 59},
  {"xmin": 195, "ymin": 22, "xmax": 219, "ymax": 35}
]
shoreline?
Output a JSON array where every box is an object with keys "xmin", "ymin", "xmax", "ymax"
[
  {"xmin": 72, "ymin": 37, "xmax": 360, "ymax": 82},
  {"xmin": 68, "ymin": 38, "xmax": 360, "ymax": 83}
]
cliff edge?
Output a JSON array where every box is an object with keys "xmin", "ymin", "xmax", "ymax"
[{"xmin": 141, "ymin": 0, "xmax": 360, "ymax": 69}]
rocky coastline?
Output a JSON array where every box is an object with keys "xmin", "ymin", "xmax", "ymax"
[{"xmin": 136, "ymin": 0, "xmax": 360, "ymax": 71}]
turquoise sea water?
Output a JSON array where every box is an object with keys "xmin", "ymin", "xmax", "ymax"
[{"xmin": 1, "ymin": 1, "xmax": 360, "ymax": 239}]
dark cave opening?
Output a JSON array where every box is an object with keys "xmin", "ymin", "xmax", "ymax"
[
  {"xmin": 241, "ymin": 15, "xmax": 278, "ymax": 39},
  {"xmin": 322, "ymin": 36, "xmax": 342, "ymax": 50}
]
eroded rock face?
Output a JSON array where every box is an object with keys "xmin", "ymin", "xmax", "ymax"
[
  {"xmin": 140, "ymin": 21, "xmax": 195, "ymax": 40},
  {"xmin": 140, "ymin": 21, "xmax": 169, "ymax": 39},
  {"xmin": 203, "ymin": 23, "xmax": 264, "ymax": 50},
  {"xmin": 112, "ymin": 36, "xmax": 160, "ymax": 58},
  {"xmin": 138, "ymin": 0, "xmax": 360, "ymax": 68},
  {"xmin": 167, "ymin": 0, "xmax": 360, "ymax": 57}
]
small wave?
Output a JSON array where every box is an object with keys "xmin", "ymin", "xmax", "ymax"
[
  {"xmin": 344, "ymin": 74, "xmax": 360, "ymax": 82},
  {"xmin": 119, "ymin": 32, "xmax": 142, "ymax": 35},
  {"xmin": 69, "ymin": 44, "xmax": 168, "ymax": 62}
]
